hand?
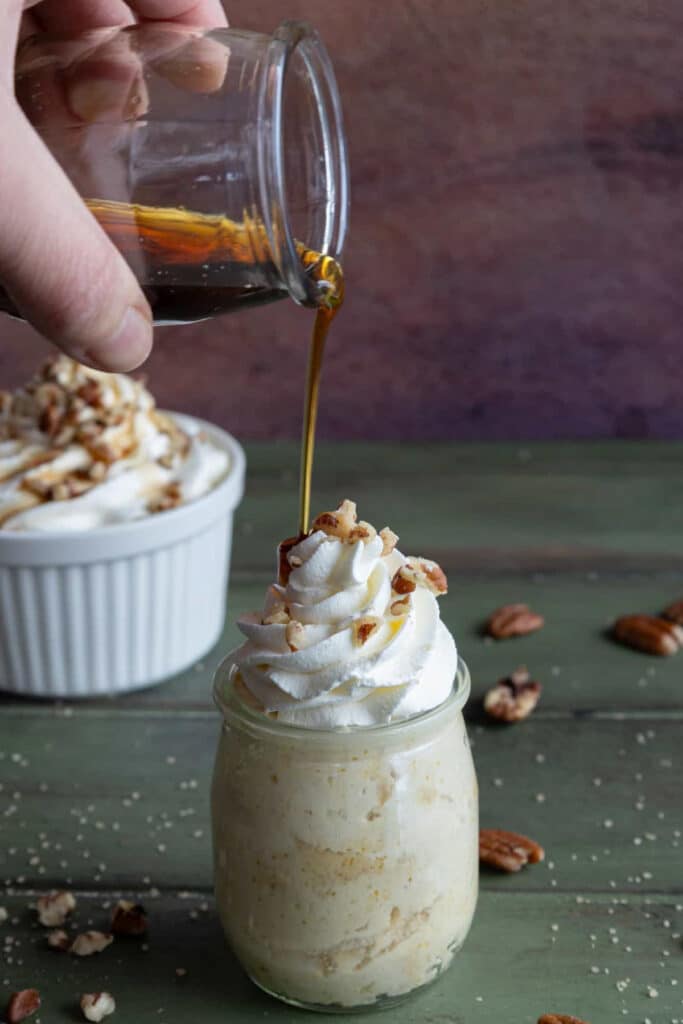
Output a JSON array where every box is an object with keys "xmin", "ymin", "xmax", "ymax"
[{"xmin": 0, "ymin": 1, "xmax": 228, "ymax": 371}]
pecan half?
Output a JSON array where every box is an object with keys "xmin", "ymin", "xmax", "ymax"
[
  {"xmin": 538, "ymin": 1016, "xmax": 590, "ymax": 1024},
  {"xmin": 487, "ymin": 603, "xmax": 544, "ymax": 639},
  {"xmin": 484, "ymin": 667, "xmax": 542, "ymax": 723},
  {"xmin": 662, "ymin": 599, "xmax": 683, "ymax": 626},
  {"xmin": 111, "ymin": 900, "xmax": 147, "ymax": 936},
  {"xmin": 5, "ymin": 990, "xmax": 41, "ymax": 1023},
  {"xmin": 479, "ymin": 828, "xmax": 545, "ymax": 872},
  {"xmin": 277, "ymin": 534, "xmax": 305, "ymax": 586},
  {"xmin": 613, "ymin": 614, "xmax": 683, "ymax": 656}
]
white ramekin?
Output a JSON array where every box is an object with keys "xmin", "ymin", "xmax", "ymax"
[{"xmin": 0, "ymin": 414, "xmax": 245, "ymax": 698}]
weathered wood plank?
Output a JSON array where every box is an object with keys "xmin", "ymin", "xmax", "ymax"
[
  {"xmin": 0, "ymin": 713, "xmax": 679, "ymax": 894},
  {"xmin": 0, "ymin": 891, "xmax": 679, "ymax": 1022},
  {"xmin": 232, "ymin": 442, "xmax": 683, "ymax": 572}
]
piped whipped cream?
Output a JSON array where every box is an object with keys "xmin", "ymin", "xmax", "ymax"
[
  {"xmin": 0, "ymin": 356, "xmax": 228, "ymax": 531},
  {"xmin": 232, "ymin": 500, "xmax": 457, "ymax": 728}
]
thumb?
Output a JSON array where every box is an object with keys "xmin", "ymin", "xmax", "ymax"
[{"xmin": 0, "ymin": 87, "xmax": 153, "ymax": 371}]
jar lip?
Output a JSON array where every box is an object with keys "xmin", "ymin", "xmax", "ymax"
[
  {"xmin": 257, "ymin": 20, "xmax": 349, "ymax": 308},
  {"xmin": 213, "ymin": 656, "xmax": 471, "ymax": 739}
]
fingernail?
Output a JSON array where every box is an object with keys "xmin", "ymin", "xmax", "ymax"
[{"xmin": 80, "ymin": 304, "xmax": 153, "ymax": 372}]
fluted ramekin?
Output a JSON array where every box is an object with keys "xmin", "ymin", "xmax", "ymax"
[{"xmin": 0, "ymin": 414, "xmax": 245, "ymax": 698}]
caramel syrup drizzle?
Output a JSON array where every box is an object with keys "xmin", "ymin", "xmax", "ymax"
[{"xmin": 84, "ymin": 199, "xmax": 345, "ymax": 535}]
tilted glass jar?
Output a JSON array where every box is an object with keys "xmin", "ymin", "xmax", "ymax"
[
  {"xmin": 4, "ymin": 21, "xmax": 348, "ymax": 324},
  {"xmin": 211, "ymin": 658, "xmax": 479, "ymax": 1013}
]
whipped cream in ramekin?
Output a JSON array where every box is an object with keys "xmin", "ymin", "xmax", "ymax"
[
  {"xmin": 232, "ymin": 499, "xmax": 457, "ymax": 727},
  {"xmin": 0, "ymin": 356, "xmax": 228, "ymax": 531}
]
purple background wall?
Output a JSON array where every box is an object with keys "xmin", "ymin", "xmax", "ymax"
[{"xmin": 2, "ymin": 0, "xmax": 683, "ymax": 440}]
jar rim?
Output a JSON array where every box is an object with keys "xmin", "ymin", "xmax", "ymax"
[
  {"xmin": 257, "ymin": 20, "xmax": 349, "ymax": 307},
  {"xmin": 213, "ymin": 656, "xmax": 471, "ymax": 739}
]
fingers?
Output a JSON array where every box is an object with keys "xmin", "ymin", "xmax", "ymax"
[
  {"xmin": 29, "ymin": 0, "xmax": 227, "ymax": 34},
  {"xmin": 0, "ymin": 91, "xmax": 152, "ymax": 371},
  {"xmin": 29, "ymin": 1, "xmax": 135, "ymax": 33},
  {"xmin": 128, "ymin": 0, "xmax": 227, "ymax": 25}
]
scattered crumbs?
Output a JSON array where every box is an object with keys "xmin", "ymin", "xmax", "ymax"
[
  {"xmin": 493, "ymin": 778, "xmax": 503, "ymax": 788},
  {"xmin": 646, "ymin": 986, "xmax": 658, "ymax": 998},
  {"xmin": 165, "ymin": 756, "xmax": 176, "ymax": 765},
  {"xmin": 175, "ymin": 968, "xmax": 187, "ymax": 978},
  {"xmin": 604, "ymin": 819, "xmax": 614, "ymax": 829},
  {"xmin": 535, "ymin": 793, "xmax": 546, "ymax": 803}
]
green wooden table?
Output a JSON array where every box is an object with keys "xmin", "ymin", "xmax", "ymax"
[{"xmin": 0, "ymin": 442, "xmax": 681, "ymax": 1022}]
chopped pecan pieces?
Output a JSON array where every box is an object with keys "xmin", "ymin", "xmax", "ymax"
[
  {"xmin": 613, "ymin": 614, "xmax": 683, "ymax": 656},
  {"xmin": 392, "ymin": 559, "xmax": 448, "ymax": 596},
  {"xmin": 390, "ymin": 595, "xmax": 411, "ymax": 617},
  {"xmin": 277, "ymin": 534, "xmax": 305, "ymax": 586},
  {"xmin": 391, "ymin": 566, "xmax": 417, "ymax": 595},
  {"xmin": 47, "ymin": 928, "xmax": 70, "ymax": 951},
  {"xmin": 5, "ymin": 990, "xmax": 41, "ymax": 1023},
  {"xmin": 148, "ymin": 482, "xmax": 182, "ymax": 514},
  {"xmin": 70, "ymin": 931, "xmax": 114, "ymax": 956},
  {"xmin": 111, "ymin": 900, "xmax": 147, "ymax": 936},
  {"xmin": 379, "ymin": 526, "xmax": 399, "ymax": 557},
  {"xmin": 538, "ymin": 1016, "xmax": 590, "ymax": 1024},
  {"xmin": 81, "ymin": 992, "xmax": 116, "ymax": 1021},
  {"xmin": 479, "ymin": 828, "xmax": 545, "ymax": 872},
  {"xmin": 311, "ymin": 499, "xmax": 358, "ymax": 540},
  {"xmin": 285, "ymin": 620, "xmax": 305, "ymax": 652},
  {"xmin": 37, "ymin": 890, "xmax": 76, "ymax": 927},
  {"xmin": 39, "ymin": 403, "xmax": 63, "ymax": 438},
  {"xmin": 262, "ymin": 603, "xmax": 290, "ymax": 625},
  {"xmin": 662, "ymin": 599, "xmax": 683, "ymax": 626},
  {"xmin": 349, "ymin": 521, "xmax": 377, "ymax": 543},
  {"xmin": 487, "ymin": 603, "xmax": 544, "ymax": 639},
  {"xmin": 352, "ymin": 616, "xmax": 381, "ymax": 647},
  {"xmin": 484, "ymin": 667, "xmax": 542, "ymax": 723},
  {"xmin": 76, "ymin": 379, "xmax": 104, "ymax": 408}
]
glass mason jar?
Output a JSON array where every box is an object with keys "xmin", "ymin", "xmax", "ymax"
[
  {"xmin": 211, "ymin": 658, "xmax": 479, "ymax": 1013},
  {"xmin": 3, "ymin": 21, "xmax": 348, "ymax": 324}
]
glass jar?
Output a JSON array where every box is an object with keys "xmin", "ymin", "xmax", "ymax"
[
  {"xmin": 211, "ymin": 658, "xmax": 479, "ymax": 1013},
  {"xmin": 3, "ymin": 21, "xmax": 348, "ymax": 324}
]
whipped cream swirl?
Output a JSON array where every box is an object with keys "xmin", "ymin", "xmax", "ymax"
[
  {"xmin": 0, "ymin": 356, "xmax": 228, "ymax": 531},
  {"xmin": 233, "ymin": 506, "xmax": 457, "ymax": 728}
]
